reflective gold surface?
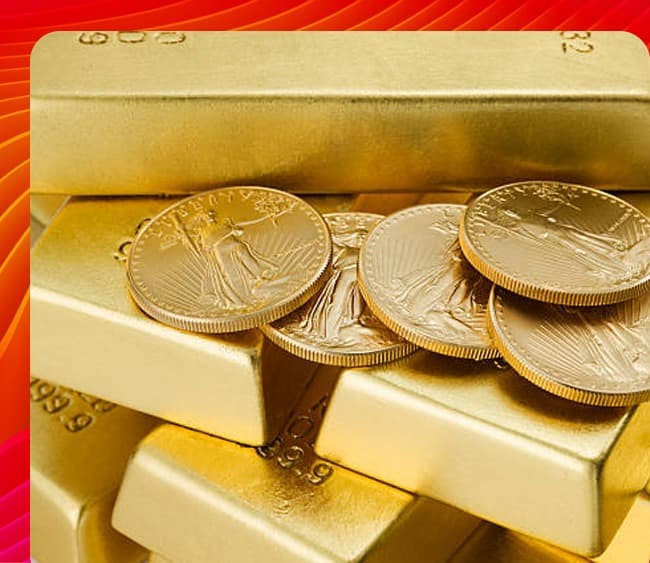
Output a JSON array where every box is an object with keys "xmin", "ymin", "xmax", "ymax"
[
  {"xmin": 263, "ymin": 212, "xmax": 415, "ymax": 366},
  {"xmin": 459, "ymin": 182, "xmax": 650, "ymax": 306},
  {"xmin": 31, "ymin": 378, "xmax": 157, "ymax": 563},
  {"xmin": 30, "ymin": 194, "xmax": 68, "ymax": 226},
  {"xmin": 358, "ymin": 204, "xmax": 498, "ymax": 360},
  {"xmin": 128, "ymin": 187, "xmax": 332, "ymax": 333},
  {"xmin": 315, "ymin": 351, "xmax": 650, "ymax": 556},
  {"xmin": 31, "ymin": 32, "xmax": 650, "ymax": 195},
  {"xmin": 30, "ymin": 198, "xmax": 318, "ymax": 444},
  {"xmin": 450, "ymin": 490, "xmax": 650, "ymax": 563},
  {"xmin": 489, "ymin": 286, "xmax": 650, "ymax": 406},
  {"xmin": 113, "ymin": 368, "xmax": 480, "ymax": 563}
]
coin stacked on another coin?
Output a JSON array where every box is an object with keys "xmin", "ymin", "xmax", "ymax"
[
  {"xmin": 457, "ymin": 181, "xmax": 650, "ymax": 406},
  {"xmin": 127, "ymin": 181, "xmax": 650, "ymax": 407}
]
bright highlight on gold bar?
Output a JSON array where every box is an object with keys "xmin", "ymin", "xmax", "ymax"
[
  {"xmin": 30, "ymin": 194, "xmax": 67, "ymax": 227},
  {"xmin": 112, "ymin": 367, "xmax": 481, "ymax": 563},
  {"xmin": 315, "ymin": 351, "xmax": 650, "ymax": 557},
  {"xmin": 30, "ymin": 198, "xmax": 319, "ymax": 445},
  {"xmin": 449, "ymin": 487, "xmax": 650, "ymax": 563},
  {"xmin": 31, "ymin": 31, "xmax": 650, "ymax": 195},
  {"xmin": 30, "ymin": 378, "xmax": 157, "ymax": 563}
]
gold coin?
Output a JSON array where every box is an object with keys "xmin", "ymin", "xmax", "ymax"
[
  {"xmin": 262, "ymin": 213, "xmax": 417, "ymax": 366},
  {"xmin": 127, "ymin": 187, "xmax": 332, "ymax": 333},
  {"xmin": 459, "ymin": 181, "xmax": 650, "ymax": 306},
  {"xmin": 358, "ymin": 204, "xmax": 499, "ymax": 360},
  {"xmin": 488, "ymin": 285, "xmax": 650, "ymax": 406}
]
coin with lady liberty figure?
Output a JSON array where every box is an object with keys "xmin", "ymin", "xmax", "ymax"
[
  {"xmin": 488, "ymin": 285, "xmax": 650, "ymax": 406},
  {"xmin": 459, "ymin": 181, "xmax": 650, "ymax": 306},
  {"xmin": 127, "ymin": 186, "xmax": 332, "ymax": 333},
  {"xmin": 357, "ymin": 204, "xmax": 499, "ymax": 360},
  {"xmin": 262, "ymin": 213, "xmax": 417, "ymax": 366}
]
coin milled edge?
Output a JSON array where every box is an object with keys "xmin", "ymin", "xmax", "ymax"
[
  {"xmin": 126, "ymin": 186, "xmax": 333, "ymax": 333},
  {"xmin": 358, "ymin": 205, "xmax": 501, "ymax": 361},
  {"xmin": 458, "ymin": 182, "xmax": 650, "ymax": 307},
  {"xmin": 486, "ymin": 285, "xmax": 650, "ymax": 407}
]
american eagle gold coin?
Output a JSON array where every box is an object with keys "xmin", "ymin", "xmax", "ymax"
[
  {"xmin": 357, "ymin": 204, "xmax": 499, "ymax": 360},
  {"xmin": 262, "ymin": 213, "xmax": 417, "ymax": 366},
  {"xmin": 488, "ymin": 285, "xmax": 650, "ymax": 406},
  {"xmin": 459, "ymin": 181, "xmax": 650, "ymax": 306},
  {"xmin": 127, "ymin": 186, "xmax": 332, "ymax": 333}
]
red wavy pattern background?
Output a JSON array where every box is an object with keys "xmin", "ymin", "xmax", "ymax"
[{"xmin": 0, "ymin": 0, "xmax": 649, "ymax": 561}]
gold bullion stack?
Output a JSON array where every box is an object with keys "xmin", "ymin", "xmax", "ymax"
[{"xmin": 30, "ymin": 31, "xmax": 650, "ymax": 563}]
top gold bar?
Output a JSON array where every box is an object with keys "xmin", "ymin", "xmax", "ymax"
[{"xmin": 31, "ymin": 31, "xmax": 650, "ymax": 195}]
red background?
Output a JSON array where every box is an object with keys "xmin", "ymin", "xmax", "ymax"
[{"xmin": 1, "ymin": 0, "xmax": 649, "ymax": 560}]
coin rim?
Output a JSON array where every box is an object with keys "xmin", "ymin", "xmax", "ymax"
[
  {"xmin": 126, "ymin": 186, "xmax": 333, "ymax": 333},
  {"xmin": 487, "ymin": 285, "xmax": 650, "ymax": 407},
  {"xmin": 260, "ymin": 323, "xmax": 418, "ymax": 367},
  {"xmin": 459, "ymin": 181, "xmax": 650, "ymax": 307},
  {"xmin": 358, "ymin": 203, "xmax": 501, "ymax": 361},
  {"xmin": 261, "ymin": 212, "xmax": 418, "ymax": 367}
]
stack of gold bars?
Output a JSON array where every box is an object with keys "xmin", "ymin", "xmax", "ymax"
[{"xmin": 30, "ymin": 31, "xmax": 650, "ymax": 563}]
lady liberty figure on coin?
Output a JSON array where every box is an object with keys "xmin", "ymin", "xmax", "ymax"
[
  {"xmin": 299, "ymin": 214, "xmax": 385, "ymax": 345},
  {"xmin": 476, "ymin": 194, "xmax": 650, "ymax": 283},
  {"xmin": 173, "ymin": 200, "xmax": 296, "ymax": 311},
  {"xmin": 392, "ymin": 209, "xmax": 489, "ymax": 337}
]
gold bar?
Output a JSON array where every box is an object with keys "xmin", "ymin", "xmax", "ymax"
[
  {"xmin": 31, "ymin": 194, "xmax": 67, "ymax": 247},
  {"xmin": 31, "ymin": 31, "xmax": 650, "ymax": 195},
  {"xmin": 30, "ymin": 377, "xmax": 157, "ymax": 563},
  {"xmin": 449, "ymin": 525, "xmax": 589, "ymax": 562},
  {"xmin": 112, "ymin": 367, "xmax": 480, "ymax": 563},
  {"xmin": 315, "ymin": 351, "xmax": 650, "ymax": 557},
  {"xmin": 30, "ymin": 215, "xmax": 45, "ymax": 247},
  {"xmin": 30, "ymin": 198, "xmax": 319, "ymax": 445},
  {"xmin": 450, "ymin": 488, "xmax": 650, "ymax": 563},
  {"xmin": 30, "ymin": 194, "xmax": 68, "ymax": 226}
]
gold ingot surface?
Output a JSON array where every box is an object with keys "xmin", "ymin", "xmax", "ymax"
[
  {"xmin": 113, "ymin": 367, "xmax": 480, "ymax": 563},
  {"xmin": 30, "ymin": 197, "xmax": 319, "ymax": 444},
  {"xmin": 30, "ymin": 378, "xmax": 157, "ymax": 563},
  {"xmin": 488, "ymin": 286, "xmax": 650, "ymax": 406},
  {"xmin": 31, "ymin": 31, "xmax": 650, "ymax": 195},
  {"xmin": 450, "ymin": 490, "xmax": 650, "ymax": 563},
  {"xmin": 31, "ymin": 216, "xmax": 45, "ymax": 247},
  {"xmin": 263, "ymin": 212, "xmax": 415, "ymax": 366},
  {"xmin": 358, "ymin": 204, "xmax": 498, "ymax": 360},
  {"xmin": 30, "ymin": 194, "xmax": 68, "ymax": 227},
  {"xmin": 459, "ymin": 182, "xmax": 650, "ymax": 306},
  {"xmin": 315, "ymin": 351, "xmax": 650, "ymax": 556},
  {"xmin": 31, "ymin": 195, "xmax": 67, "ymax": 246},
  {"xmin": 127, "ymin": 187, "xmax": 332, "ymax": 333}
]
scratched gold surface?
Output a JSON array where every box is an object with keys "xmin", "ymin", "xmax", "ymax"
[
  {"xmin": 263, "ymin": 213, "xmax": 415, "ymax": 366},
  {"xmin": 112, "ymin": 368, "xmax": 480, "ymax": 563},
  {"xmin": 127, "ymin": 186, "xmax": 332, "ymax": 333},
  {"xmin": 315, "ymin": 351, "xmax": 650, "ymax": 556},
  {"xmin": 30, "ymin": 378, "xmax": 157, "ymax": 563},
  {"xmin": 358, "ymin": 204, "xmax": 498, "ymax": 360},
  {"xmin": 459, "ymin": 182, "xmax": 650, "ymax": 306},
  {"xmin": 488, "ymin": 286, "xmax": 650, "ymax": 406},
  {"xmin": 30, "ymin": 197, "xmax": 320, "ymax": 445},
  {"xmin": 31, "ymin": 32, "xmax": 650, "ymax": 195}
]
